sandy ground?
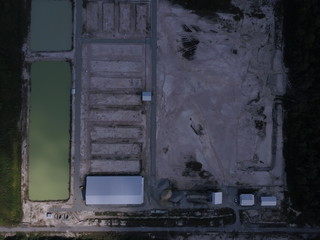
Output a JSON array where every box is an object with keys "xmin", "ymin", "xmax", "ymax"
[{"xmin": 156, "ymin": 0, "xmax": 286, "ymax": 189}]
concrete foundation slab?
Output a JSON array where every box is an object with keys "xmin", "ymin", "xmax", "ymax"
[
  {"xmin": 91, "ymin": 143, "xmax": 141, "ymax": 155},
  {"xmin": 103, "ymin": 3, "xmax": 115, "ymax": 33},
  {"xmin": 89, "ymin": 94, "xmax": 141, "ymax": 106},
  {"xmin": 90, "ymin": 77, "xmax": 142, "ymax": 90},
  {"xmin": 90, "ymin": 160, "xmax": 140, "ymax": 173},
  {"xmin": 91, "ymin": 126, "xmax": 142, "ymax": 140},
  {"xmin": 86, "ymin": 3, "xmax": 99, "ymax": 32},
  {"xmin": 89, "ymin": 109, "xmax": 143, "ymax": 122},
  {"xmin": 119, "ymin": 3, "xmax": 131, "ymax": 34},
  {"xmin": 90, "ymin": 61, "xmax": 143, "ymax": 73}
]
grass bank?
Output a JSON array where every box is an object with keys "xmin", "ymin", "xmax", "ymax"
[
  {"xmin": 0, "ymin": 1, "xmax": 26, "ymax": 225},
  {"xmin": 283, "ymin": 0, "xmax": 320, "ymax": 226}
]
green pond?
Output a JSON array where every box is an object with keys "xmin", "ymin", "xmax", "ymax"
[
  {"xmin": 29, "ymin": 62, "xmax": 71, "ymax": 201},
  {"xmin": 30, "ymin": 0, "xmax": 72, "ymax": 51}
]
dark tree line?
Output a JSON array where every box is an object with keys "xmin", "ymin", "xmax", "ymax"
[
  {"xmin": 283, "ymin": 0, "xmax": 320, "ymax": 226},
  {"xmin": 0, "ymin": 1, "xmax": 27, "ymax": 225}
]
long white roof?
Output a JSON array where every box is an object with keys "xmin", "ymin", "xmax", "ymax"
[{"xmin": 85, "ymin": 176, "xmax": 144, "ymax": 205}]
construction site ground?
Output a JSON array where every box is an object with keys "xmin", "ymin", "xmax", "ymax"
[{"xmin": 20, "ymin": 0, "xmax": 290, "ymax": 231}]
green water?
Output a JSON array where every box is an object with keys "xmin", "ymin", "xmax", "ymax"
[
  {"xmin": 30, "ymin": 0, "xmax": 72, "ymax": 51},
  {"xmin": 29, "ymin": 62, "xmax": 71, "ymax": 201}
]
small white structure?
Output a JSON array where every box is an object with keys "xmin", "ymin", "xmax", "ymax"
[
  {"xmin": 46, "ymin": 212, "xmax": 53, "ymax": 219},
  {"xmin": 71, "ymin": 88, "xmax": 76, "ymax": 95},
  {"xmin": 240, "ymin": 194, "xmax": 255, "ymax": 206},
  {"xmin": 86, "ymin": 176, "xmax": 144, "ymax": 205},
  {"xmin": 211, "ymin": 192, "xmax": 223, "ymax": 205},
  {"xmin": 142, "ymin": 91, "xmax": 152, "ymax": 101},
  {"xmin": 261, "ymin": 196, "xmax": 277, "ymax": 206}
]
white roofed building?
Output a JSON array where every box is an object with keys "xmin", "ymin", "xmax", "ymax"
[
  {"xmin": 261, "ymin": 196, "xmax": 277, "ymax": 206},
  {"xmin": 85, "ymin": 176, "xmax": 144, "ymax": 205},
  {"xmin": 211, "ymin": 192, "xmax": 223, "ymax": 205},
  {"xmin": 239, "ymin": 194, "xmax": 255, "ymax": 206}
]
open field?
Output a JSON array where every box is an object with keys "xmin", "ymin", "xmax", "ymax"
[{"xmin": 28, "ymin": 61, "xmax": 71, "ymax": 201}]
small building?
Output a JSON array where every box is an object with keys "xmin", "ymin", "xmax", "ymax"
[
  {"xmin": 70, "ymin": 88, "xmax": 76, "ymax": 95},
  {"xmin": 86, "ymin": 176, "xmax": 144, "ymax": 205},
  {"xmin": 239, "ymin": 194, "xmax": 255, "ymax": 206},
  {"xmin": 142, "ymin": 91, "xmax": 152, "ymax": 101},
  {"xmin": 211, "ymin": 192, "xmax": 223, "ymax": 205},
  {"xmin": 261, "ymin": 196, "xmax": 277, "ymax": 206}
]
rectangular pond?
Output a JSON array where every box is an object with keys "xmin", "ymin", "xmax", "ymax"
[
  {"xmin": 29, "ymin": 61, "xmax": 71, "ymax": 201},
  {"xmin": 30, "ymin": 0, "xmax": 72, "ymax": 51}
]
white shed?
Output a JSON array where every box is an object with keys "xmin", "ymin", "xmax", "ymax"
[
  {"xmin": 142, "ymin": 92, "xmax": 152, "ymax": 101},
  {"xmin": 211, "ymin": 192, "xmax": 222, "ymax": 205},
  {"xmin": 85, "ymin": 176, "xmax": 144, "ymax": 205},
  {"xmin": 261, "ymin": 196, "xmax": 277, "ymax": 206},
  {"xmin": 240, "ymin": 194, "xmax": 255, "ymax": 206}
]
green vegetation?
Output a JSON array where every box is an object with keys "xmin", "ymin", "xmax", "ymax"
[
  {"xmin": 0, "ymin": 1, "xmax": 26, "ymax": 225},
  {"xmin": 283, "ymin": 0, "xmax": 320, "ymax": 226}
]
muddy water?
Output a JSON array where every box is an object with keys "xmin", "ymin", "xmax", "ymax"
[
  {"xmin": 30, "ymin": 0, "xmax": 72, "ymax": 51},
  {"xmin": 29, "ymin": 62, "xmax": 71, "ymax": 201}
]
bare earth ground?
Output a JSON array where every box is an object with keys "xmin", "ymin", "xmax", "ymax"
[
  {"xmin": 156, "ymin": 0, "xmax": 286, "ymax": 189},
  {"xmin": 20, "ymin": 0, "xmax": 288, "ymax": 228}
]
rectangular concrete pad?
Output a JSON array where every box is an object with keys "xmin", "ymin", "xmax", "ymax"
[
  {"xmin": 136, "ymin": 4, "xmax": 148, "ymax": 35},
  {"xmin": 89, "ymin": 94, "xmax": 141, "ymax": 106},
  {"xmin": 91, "ymin": 143, "xmax": 141, "ymax": 155},
  {"xmin": 89, "ymin": 109, "xmax": 142, "ymax": 122},
  {"xmin": 91, "ymin": 126, "xmax": 142, "ymax": 140},
  {"xmin": 103, "ymin": 3, "xmax": 114, "ymax": 33},
  {"xmin": 90, "ymin": 61, "xmax": 142, "ymax": 73},
  {"xmin": 90, "ymin": 160, "xmax": 140, "ymax": 173},
  {"xmin": 86, "ymin": 2, "xmax": 99, "ymax": 32},
  {"xmin": 119, "ymin": 3, "xmax": 131, "ymax": 34},
  {"xmin": 90, "ymin": 77, "xmax": 142, "ymax": 89},
  {"xmin": 90, "ymin": 44, "xmax": 144, "ymax": 59}
]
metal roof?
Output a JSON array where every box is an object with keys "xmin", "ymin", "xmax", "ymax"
[
  {"xmin": 261, "ymin": 196, "xmax": 277, "ymax": 206},
  {"xmin": 211, "ymin": 192, "xmax": 222, "ymax": 205},
  {"xmin": 85, "ymin": 176, "xmax": 144, "ymax": 205},
  {"xmin": 142, "ymin": 92, "xmax": 152, "ymax": 101},
  {"xmin": 240, "ymin": 194, "xmax": 255, "ymax": 206}
]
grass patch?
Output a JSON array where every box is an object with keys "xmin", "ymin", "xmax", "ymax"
[{"xmin": 0, "ymin": 0, "xmax": 26, "ymax": 225}]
